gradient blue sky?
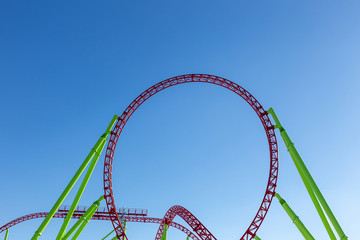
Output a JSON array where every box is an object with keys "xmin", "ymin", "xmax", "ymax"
[{"xmin": 1, "ymin": 1, "xmax": 360, "ymax": 239}]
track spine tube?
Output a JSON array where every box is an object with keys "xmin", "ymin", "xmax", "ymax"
[
  {"xmin": 253, "ymin": 236, "xmax": 261, "ymax": 240},
  {"xmin": 268, "ymin": 108, "xmax": 347, "ymax": 240},
  {"xmin": 275, "ymin": 193, "xmax": 315, "ymax": 240},
  {"xmin": 31, "ymin": 115, "xmax": 117, "ymax": 240}
]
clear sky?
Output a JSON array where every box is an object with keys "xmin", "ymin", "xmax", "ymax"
[{"xmin": 1, "ymin": 1, "xmax": 359, "ymax": 239}]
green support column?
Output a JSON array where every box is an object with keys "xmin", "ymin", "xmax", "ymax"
[
  {"xmin": 254, "ymin": 235, "xmax": 261, "ymax": 240},
  {"xmin": 121, "ymin": 221, "xmax": 127, "ymax": 240},
  {"xmin": 4, "ymin": 229, "xmax": 8, "ymax": 240},
  {"xmin": 101, "ymin": 221, "xmax": 126, "ymax": 240},
  {"xmin": 160, "ymin": 224, "xmax": 169, "ymax": 240},
  {"xmin": 275, "ymin": 193, "xmax": 315, "ymax": 240},
  {"xmin": 186, "ymin": 235, "xmax": 189, "ymax": 240},
  {"xmin": 57, "ymin": 139, "xmax": 107, "ymax": 239},
  {"xmin": 268, "ymin": 108, "xmax": 347, "ymax": 240},
  {"xmin": 31, "ymin": 115, "xmax": 118, "ymax": 240},
  {"xmin": 62, "ymin": 196, "xmax": 104, "ymax": 240},
  {"xmin": 100, "ymin": 230, "xmax": 115, "ymax": 240}
]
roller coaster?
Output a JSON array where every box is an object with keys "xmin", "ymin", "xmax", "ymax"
[{"xmin": 0, "ymin": 74, "xmax": 348, "ymax": 240}]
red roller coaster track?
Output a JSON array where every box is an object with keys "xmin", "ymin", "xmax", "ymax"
[
  {"xmin": 0, "ymin": 211, "xmax": 199, "ymax": 240},
  {"xmin": 103, "ymin": 74, "xmax": 279, "ymax": 240}
]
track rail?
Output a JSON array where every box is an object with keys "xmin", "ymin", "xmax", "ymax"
[
  {"xmin": 155, "ymin": 205, "xmax": 216, "ymax": 240},
  {"xmin": 0, "ymin": 213, "xmax": 199, "ymax": 240},
  {"xmin": 103, "ymin": 74, "xmax": 279, "ymax": 240}
]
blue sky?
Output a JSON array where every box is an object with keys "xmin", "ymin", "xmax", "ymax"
[{"xmin": 1, "ymin": 0, "xmax": 359, "ymax": 239}]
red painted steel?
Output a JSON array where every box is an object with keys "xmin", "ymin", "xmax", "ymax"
[
  {"xmin": 103, "ymin": 74, "xmax": 279, "ymax": 240},
  {"xmin": 57, "ymin": 205, "xmax": 148, "ymax": 217},
  {"xmin": 0, "ymin": 213, "xmax": 198, "ymax": 240},
  {"xmin": 155, "ymin": 205, "xmax": 216, "ymax": 240}
]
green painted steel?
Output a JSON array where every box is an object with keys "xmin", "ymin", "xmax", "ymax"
[
  {"xmin": 57, "ymin": 139, "xmax": 107, "ymax": 239},
  {"xmin": 122, "ymin": 221, "xmax": 127, "ymax": 240},
  {"xmin": 100, "ymin": 230, "xmax": 115, "ymax": 240},
  {"xmin": 71, "ymin": 196, "xmax": 103, "ymax": 240},
  {"xmin": 31, "ymin": 115, "xmax": 118, "ymax": 240},
  {"xmin": 101, "ymin": 221, "xmax": 125, "ymax": 240},
  {"xmin": 268, "ymin": 108, "xmax": 347, "ymax": 240},
  {"xmin": 62, "ymin": 195, "xmax": 104, "ymax": 240},
  {"xmin": 160, "ymin": 224, "xmax": 169, "ymax": 240},
  {"xmin": 288, "ymin": 148, "xmax": 336, "ymax": 239},
  {"xmin": 275, "ymin": 193, "xmax": 315, "ymax": 240},
  {"xmin": 253, "ymin": 235, "xmax": 261, "ymax": 240},
  {"xmin": 4, "ymin": 229, "xmax": 8, "ymax": 240},
  {"xmin": 186, "ymin": 235, "xmax": 189, "ymax": 240}
]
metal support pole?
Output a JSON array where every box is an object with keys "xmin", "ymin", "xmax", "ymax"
[
  {"xmin": 62, "ymin": 195, "xmax": 104, "ymax": 240},
  {"xmin": 31, "ymin": 115, "xmax": 118, "ymax": 240},
  {"xmin": 4, "ymin": 229, "xmax": 8, "ymax": 240},
  {"xmin": 186, "ymin": 235, "xmax": 189, "ymax": 240},
  {"xmin": 275, "ymin": 193, "xmax": 315, "ymax": 240},
  {"xmin": 70, "ymin": 196, "xmax": 103, "ymax": 240},
  {"xmin": 253, "ymin": 236, "xmax": 261, "ymax": 240},
  {"xmin": 160, "ymin": 224, "xmax": 168, "ymax": 240},
  {"xmin": 100, "ymin": 230, "xmax": 115, "ymax": 240},
  {"xmin": 268, "ymin": 108, "xmax": 347, "ymax": 240},
  {"xmin": 57, "ymin": 139, "xmax": 107, "ymax": 239},
  {"xmin": 121, "ymin": 221, "xmax": 127, "ymax": 240}
]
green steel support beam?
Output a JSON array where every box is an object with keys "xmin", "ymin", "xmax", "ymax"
[
  {"xmin": 268, "ymin": 108, "xmax": 347, "ymax": 240},
  {"xmin": 121, "ymin": 221, "xmax": 127, "ymax": 240},
  {"xmin": 186, "ymin": 235, "xmax": 189, "ymax": 240},
  {"xmin": 275, "ymin": 193, "xmax": 315, "ymax": 240},
  {"xmin": 31, "ymin": 115, "xmax": 118, "ymax": 240},
  {"xmin": 288, "ymin": 148, "xmax": 336, "ymax": 240},
  {"xmin": 160, "ymin": 224, "xmax": 169, "ymax": 240},
  {"xmin": 111, "ymin": 236, "xmax": 118, "ymax": 240},
  {"xmin": 4, "ymin": 229, "xmax": 8, "ymax": 240},
  {"xmin": 254, "ymin": 236, "xmax": 261, "ymax": 240},
  {"xmin": 57, "ymin": 139, "xmax": 107, "ymax": 239},
  {"xmin": 62, "ymin": 196, "xmax": 104, "ymax": 240},
  {"xmin": 100, "ymin": 221, "xmax": 125, "ymax": 240},
  {"xmin": 70, "ymin": 196, "xmax": 103, "ymax": 240},
  {"xmin": 100, "ymin": 230, "xmax": 115, "ymax": 240}
]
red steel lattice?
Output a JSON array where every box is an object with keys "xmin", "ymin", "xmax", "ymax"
[
  {"xmin": 0, "ymin": 213, "xmax": 199, "ymax": 240},
  {"xmin": 155, "ymin": 205, "xmax": 216, "ymax": 240},
  {"xmin": 103, "ymin": 74, "xmax": 279, "ymax": 240}
]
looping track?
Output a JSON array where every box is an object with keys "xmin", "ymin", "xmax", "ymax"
[{"xmin": 103, "ymin": 74, "xmax": 279, "ymax": 240}]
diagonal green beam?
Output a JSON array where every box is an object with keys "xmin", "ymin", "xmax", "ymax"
[
  {"xmin": 4, "ymin": 229, "xmax": 8, "ymax": 240},
  {"xmin": 253, "ymin": 236, "xmax": 261, "ymax": 240},
  {"xmin": 31, "ymin": 115, "xmax": 118, "ymax": 240},
  {"xmin": 57, "ymin": 139, "xmax": 107, "ymax": 240},
  {"xmin": 62, "ymin": 196, "xmax": 104, "ymax": 240},
  {"xmin": 268, "ymin": 108, "xmax": 347, "ymax": 240},
  {"xmin": 70, "ymin": 197, "xmax": 103, "ymax": 240},
  {"xmin": 100, "ymin": 230, "xmax": 115, "ymax": 240},
  {"xmin": 275, "ymin": 193, "xmax": 315, "ymax": 240},
  {"xmin": 160, "ymin": 224, "xmax": 168, "ymax": 240}
]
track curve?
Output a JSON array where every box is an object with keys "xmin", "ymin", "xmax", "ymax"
[
  {"xmin": 104, "ymin": 74, "xmax": 279, "ymax": 240},
  {"xmin": 155, "ymin": 205, "xmax": 216, "ymax": 240},
  {"xmin": 0, "ymin": 213, "xmax": 199, "ymax": 240}
]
